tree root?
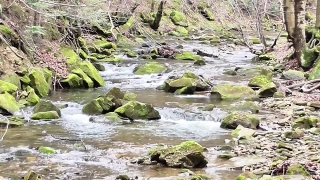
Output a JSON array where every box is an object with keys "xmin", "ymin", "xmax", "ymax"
[{"xmin": 286, "ymin": 79, "xmax": 320, "ymax": 93}]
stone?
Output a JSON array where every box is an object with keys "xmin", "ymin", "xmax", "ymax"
[
  {"xmin": 283, "ymin": 129, "xmax": 304, "ymax": 139},
  {"xmin": 235, "ymin": 172, "xmax": 257, "ymax": 180},
  {"xmin": 25, "ymin": 86, "xmax": 40, "ymax": 106},
  {"xmin": 149, "ymin": 141, "xmax": 207, "ymax": 168},
  {"xmin": 38, "ymin": 146, "xmax": 56, "ymax": 154},
  {"xmin": 106, "ymin": 87, "xmax": 125, "ymax": 99},
  {"xmin": 170, "ymin": 11, "xmax": 188, "ymax": 27},
  {"xmin": 248, "ymin": 75, "xmax": 274, "ymax": 88},
  {"xmin": 31, "ymin": 111, "xmax": 60, "ymax": 120},
  {"xmin": 293, "ymin": 116, "xmax": 320, "ymax": 129},
  {"xmin": 24, "ymin": 171, "xmax": 43, "ymax": 180},
  {"xmin": 278, "ymin": 142, "xmax": 294, "ymax": 151},
  {"xmin": 0, "ymin": 80, "xmax": 18, "ymax": 94},
  {"xmin": 60, "ymin": 73, "xmax": 83, "ymax": 88},
  {"xmin": 0, "ymin": 116, "xmax": 25, "ymax": 128},
  {"xmin": 257, "ymin": 83, "xmax": 277, "ymax": 98},
  {"xmin": 33, "ymin": 100, "xmax": 61, "ymax": 116},
  {"xmin": 287, "ymin": 164, "xmax": 311, "ymax": 176},
  {"xmin": 72, "ymin": 68, "xmax": 94, "ymax": 88},
  {"xmin": 194, "ymin": 59, "xmax": 206, "ymax": 66},
  {"xmin": 282, "ymin": 70, "xmax": 306, "ymax": 81},
  {"xmin": 227, "ymin": 101, "xmax": 259, "ymax": 113},
  {"xmin": 123, "ymin": 92, "xmax": 137, "ymax": 101},
  {"xmin": 126, "ymin": 51, "xmax": 138, "ymax": 58},
  {"xmin": 61, "ymin": 47, "xmax": 80, "ymax": 71},
  {"xmin": 29, "ymin": 68, "xmax": 50, "ymax": 97},
  {"xmin": 231, "ymin": 125, "xmax": 256, "ymax": 140},
  {"xmin": 134, "ymin": 62, "xmax": 166, "ymax": 75},
  {"xmin": 93, "ymin": 63, "xmax": 105, "ymax": 71},
  {"xmin": 220, "ymin": 112, "xmax": 260, "ymax": 129},
  {"xmin": 174, "ymin": 86, "xmax": 196, "ymax": 95},
  {"xmin": 105, "ymin": 112, "xmax": 123, "ymax": 124},
  {"xmin": 211, "ymin": 84, "xmax": 257, "ymax": 101},
  {"xmin": 218, "ymin": 153, "xmax": 237, "ymax": 160},
  {"xmin": 115, "ymin": 101, "xmax": 160, "ymax": 120},
  {"xmin": 82, "ymin": 96, "xmax": 115, "ymax": 115},
  {"xmin": 258, "ymin": 54, "xmax": 275, "ymax": 61},
  {"xmin": 174, "ymin": 52, "xmax": 204, "ymax": 61},
  {"xmin": 0, "ymin": 92, "xmax": 20, "ymax": 115},
  {"xmin": 116, "ymin": 175, "xmax": 130, "ymax": 180},
  {"xmin": 80, "ymin": 62, "xmax": 106, "ymax": 87},
  {"xmin": 223, "ymin": 70, "xmax": 237, "ymax": 76},
  {"xmin": 201, "ymin": 104, "xmax": 216, "ymax": 111}
]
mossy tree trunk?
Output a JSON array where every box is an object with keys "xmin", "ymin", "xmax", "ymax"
[
  {"xmin": 150, "ymin": 1, "xmax": 165, "ymax": 31},
  {"xmin": 316, "ymin": 0, "xmax": 320, "ymax": 28},
  {"xmin": 294, "ymin": 0, "xmax": 306, "ymax": 67},
  {"xmin": 283, "ymin": 0, "xmax": 295, "ymax": 41}
]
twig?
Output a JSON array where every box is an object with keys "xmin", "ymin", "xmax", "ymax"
[
  {"xmin": 0, "ymin": 35, "xmax": 24, "ymax": 59},
  {"xmin": 286, "ymin": 79, "xmax": 320, "ymax": 89},
  {"xmin": 107, "ymin": 1, "xmax": 117, "ymax": 40},
  {"xmin": 0, "ymin": 116, "xmax": 9, "ymax": 143}
]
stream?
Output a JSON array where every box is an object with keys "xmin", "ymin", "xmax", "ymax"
[{"xmin": 0, "ymin": 37, "xmax": 272, "ymax": 180}]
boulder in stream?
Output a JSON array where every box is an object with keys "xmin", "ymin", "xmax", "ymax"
[
  {"xmin": 29, "ymin": 68, "xmax": 51, "ymax": 97},
  {"xmin": 82, "ymin": 96, "xmax": 115, "ymax": 115},
  {"xmin": 0, "ymin": 92, "xmax": 20, "ymax": 115},
  {"xmin": 174, "ymin": 52, "xmax": 204, "ymax": 61},
  {"xmin": 211, "ymin": 84, "xmax": 257, "ymax": 101},
  {"xmin": 80, "ymin": 62, "xmax": 106, "ymax": 87},
  {"xmin": 31, "ymin": 111, "xmax": 60, "ymax": 120},
  {"xmin": 0, "ymin": 80, "xmax": 18, "ymax": 94},
  {"xmin": 115, "ymin": 101, "xmax": 160, "ymax": 120},
  {"xmin": 248, "ymin": 75, "xmax": 274, "ymax": 88},
  {"xmin": 134, "ymin": 62, "xmax": 167, "ymax": 75},
  {"xmin": 34, "ymin": 100, "xmax": 61, "ymax": 117},
  {"xmin": 149, "ymin": 141, "xmax": 208, "ymax": 168},
  {"xmin": 60, "ymin": 73, "xmax": 83, "ymax": 88},
  {"xmin": 221, "ymin": 112, "xmax": 260, "ymax": 129}
]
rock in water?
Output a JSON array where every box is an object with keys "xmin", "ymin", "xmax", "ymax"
[
  {"xmin": 33, "ymin": 100, "xmax": 61, "ymax": 117},
  {"xmin": 80, "ymin": 62, "xmax": 106, "ymax": 87},
  {"xmin": 29, "ymin": 68, "xmax": 50, "ymax": 97},
  {"xmin": 31, "ymin": 111, "xmax": 60, "ymax": 120},
  {"xmin": 211, "ymin": 84, "xmax": 257, "ymax": 101},
  {"xmin": 149, "ymin": 141, "xmax": 208, "ymax": 168},
  {"xmin": 134, "ymin": 62, "xmax": 166, "ymax": 75},
  {"xmin": 115, "ymin": 101, "xmax": 160, "ymax": 120},
  {"xmin": 221, "ymin": 112, "xmax": 260, "ymax": 129},
  {"xmin": 0, "ymin": 92, "xmax": 20, "ymax": 115}
]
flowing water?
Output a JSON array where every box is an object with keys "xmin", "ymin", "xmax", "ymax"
[{"xmin": 0, "ymin": 38, "xmax": 271, "ymax": 180}]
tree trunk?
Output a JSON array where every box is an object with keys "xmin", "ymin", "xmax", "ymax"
[
  {"xmin": 151, "ymin": 0, "xmax": 155, "ymax": 13},
  {"xmin": 294, "ymin": 0, "xmax": 306, "ymax": 66},
  {"xmin": 150, "ymin": 1, "xmax": 165, "ymax": 30},
  {"xmin": 283, "ymin": 0, "xmax": 295, "ymax": 40},
  {"xmin": 316, "ymin": 0, "xmax": 320, "ymax": 28}
]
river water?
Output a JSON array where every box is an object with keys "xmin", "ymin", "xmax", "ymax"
[{"xmin": 0, "ymin": 37, "xmax": 270, "ymax": 180}]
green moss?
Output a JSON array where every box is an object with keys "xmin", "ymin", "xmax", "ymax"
[
  {"xmin": 258, "ymin": 54, "xmax": 275, "ymax": 61},
  {"xmin": 0, "ymin": 92, "xmax": 20, "ymax": 114},
  {"xmin": 93, "ymin": 39, "xmax": 117, "ymax": 49},
  {"xmin": 105, "ymin": 112, "xmax": 123, "ymax": 124},
  {"xmin": 248, "ymin": 75, "xmax": 274, "ymax": 88},
  {"xmin": 79, "ymin": 49, "xmax": 88, "ymax": 60},
  {"xmin": 115, "ymin": 101, "xmax": 160, "ymax": 120},
  {"xmin": 25, "ymin": 86, "xmax": 40, "ymax": 106},
  {"xmin": 80, "ymin": 62, "xmax": 106, "ymax": 87},
  {"xmin": 24, "ymin": 171, "xmax": 43, "ymax": 180},
  {"xmin": 0, "ymin": 80, "xmax": 18, "ymax": 94},
  {"xmin": 201, "ymin": 104, "xmax": 216, "ymax": 111},
  {"xmin": 117, "ymin": 34, "xmax": 136, "ymax": 48},
  {"xmin": 135, "ymin": 62, "xmax": 166, "ymax": 75},
  {"xmin": 293, "ymin": 116, "xmax": 320, "ymax": 129},
  {"xmin": 78, "ymin": 37, "xmax": 87, "ymax": 47},
  {"xmin": 39, "ymin": 146, "xmax": 56, "ymax": 154},
  {"xmin": 170, "ymin": 11, "xmax": 188, "ymax": 27},
  {"xmin": 126, "ymin": 51, "xmax": 138, "ymax": 58},
  {"xmin": 287, "ymin": 164, "xmax": 311, "ymax": 176},
  {"xmin": 43, "ymin": 24, "xmax": 60, "ymax": 41},
  {"xmin": 60, "ymin": 74, "xmax": 83, "ymax": 88},
  {"xmin": 72, "ymin": 68, "xmax": 94, "ymax": 88},
  {"xmin": 29, "ymin": 68, "xmax": 50, "ymax": 97},
  {"xmin": 0, "ymin": 25, "xmax": 18, "ymax": 38},
  {"xmin": 31, "ymin": 111, "xmax": 60, "ymax": 120},
  {"xmin": 174, "ymin": 52, "xmax": 204, "ymax": 61},
  {"xmin": 174, "ymin": 86, "xmax": 196, "ymax": 95},
  {"xmin": 212, "ymin": 84, "xmax": 257, "ymax": 101},
  {"xmin": 33, "ymin": 100, "xmax": 61, "ymax": 116},
  {"xmin": 221, "ymin": 112, "xmax": 260, "ymax": 129},
  {"xmin": 175, "ymin": 26, "xmax": 188, "ymax": 36},
  {"xmin": 283, "ymin": 70, "xmax": 306, "ymax": 80},
  {"xmin": 123, "ymin": 92, "xmax": 137, "ymax": 101},
  {"xmin": 82, "ymin": 99, "xmax": 104, "ymax": 115},
  {"xmin": 61, "ymin": 47, "xmax": 80, "ymax": 71}
]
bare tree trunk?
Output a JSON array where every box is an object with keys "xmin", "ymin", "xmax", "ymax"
[
  {"xmin": 283, "ymin": 0, "xmax": 295, "ymax": 40},
  {"xmin": 316, "ymin": 0, "xmax": 320, "ymax": 28},
  {"xmin": 294, "ymin": 0, "xmax": 306, "ymax": 66},
  {"xmin": 150, "ymin": 1, "xmax": 165, "ymax": 30},
  {"xmin": 151, "ymin": 0, "xmax": 155, "ymax": 13}
]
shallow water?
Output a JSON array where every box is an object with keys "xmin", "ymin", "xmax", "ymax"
[{"xmin": 0, "ymin": 37, "xmax": 274, "ymax": 179}]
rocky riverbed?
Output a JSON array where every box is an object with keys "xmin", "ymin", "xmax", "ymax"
[{"xmin": 0, "ymin": 35, "xmax": 319, "ymax": 180}]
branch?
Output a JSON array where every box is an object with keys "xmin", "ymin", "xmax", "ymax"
[
  {"xmin": 107, "ymin": 1, "xmax": 117, "ymax": 40},
  {"xmin": 0, "ymin": 35, "xmax": 24, "ymax": 59},
  {"xmin": 0, "ymin": 115, "xmax": 9, "ymax": 143}
]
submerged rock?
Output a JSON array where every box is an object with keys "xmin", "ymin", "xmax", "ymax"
[
  {"xmin": 0, "ymin": 92, "xmax": 20, "ymax": 115},
  {"xmin": 31, "ymin": 111, "xmax": 60, "ymax": 120},
  {"xmin": 38, "ymin": 146, "xmax": 56, "ymax": 154},
  {"xmin": 134, "ymin": 62, "xmax": 166, "ymax": 75},
  {"xmin": 34, "ymin": 100, "xmax": 61, "ymax": 116},
  {"xmin": 221, "ymin": 112, "xmax": 260, "ymax": 129},
  {"xmin": 115, "ymin": 101, "xmax": 160, "ymax": 120},
  {"xmin": 201, "ymin": 104, "xmax": 216, "ymax": 111},
  {"xmin": 149, "ymin": 141, "xmax": 208, "ymax": 168},
  {"xmin": 211, "ymin": 84, "xmax": 257, "ymax": 101}
]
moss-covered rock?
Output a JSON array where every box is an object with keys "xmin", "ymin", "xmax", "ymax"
[
  {"xmin": 33, "ymin": 100, "xmax": 61, "ymax": 116},
  {"xmin": 278, "ymin": 142, "xmax": 294, "ymax": 151},
  {"xmin": 211, "ymin": 84, "xmax": 257, "ymax": 101},
  {"xmin": 39, "ymin": 146, "xmax": 56, "ymax": 154},
  {"xmin": 115, "ymin": 101, "xmax": 160, "ymax": 120},
  {"xmin": 1, "ymin": 73, "xmax": 21, "ymax": 89},
  {"xmin": 0, "ymin": 116, "xmax": 25, "ymax": 128},
  {"xmin": 31, "ymin": 111, "xmax": 60, "ymax": 120},
  {"xmin": 61, "ymin": 47, "xmax": 80, "ymax": 71},
  {"xmin": 174, "ymin": 52, "xmax": 204, "ymax": 61},
  {"xmin": 25, "ymin": 86, "xmax": 40, "ymax": 106},
  {"xmin": 80, "ymin": 62, "xmax": 106, "ymax": 87},
  {"xmin": 217, "ymin": 153, "xmax": 237, "ymax": 159},
  {"xmin": 175, "ymin": 26, "xmax": 188, "ymax": 36},
  {"xmin": 79, "ymin": 49, "xmax": 88, "ymax": 60},
  {"xmin": 248, "ymin": 75, "xmax": 274, "ymax": 88},
  {"xmin": 0, "ymin": 92, "xmax": 20, "ymax": 115},
  {"xmin": 82, "ymin": 96, "xmax": 115, "ymax": 115},
  {"xmin": 293, "ymin": 116, "xmax": 320, "ymax": 129},
  {"xmin": 149, "ymin": 141, "xmax": 207, "ymax": 168},
  {"xmin": 190, "ymin": 174, "xmax": 211, "ymax": 180},
  {"xmin": 174, "ymin": 86, "xmax": 196, "ymax": 95},
  {"xmin": 117, "ymin": 34, "xmax": 136, "ymax": 48},
  {"xmin": 236, "ymin": 172, "xmax": 257, "ymax": 180},
  {"xmin": 60, "ymin": 74, "xmax": 83, "ymax": 88},
  {"xmin": 194, "ymin": 59, "xmax": 206, "ymax": 66},
  {"xmin": 29, "ymin": 69, "xmax": 50, "ymax": 97},
  {"xmin": 134, "ymin": 62, "xmax": 167, "ymax": 75},
  {"xmin": 199, "ymin": 8, "xmax": 215, "ymax": 21},
  {"xmin": 93, "ymin": 39, "xmax": 117, "ymax": 50},
  {"xmin": 106, "ymin": 87, "xmax": 125, "ymax": 99},
  {"xmin": 284, "ymin": 129, "xmax": 304, "ymax": 139},
  {"xmin": 0, "ymin": 80, "xmax": 18, "ymax": 94},
  {"xmin": 257, "ymin": 83, "xmax": 277, "ymax": 98},
  {"xmin": 301, "ymin": 48, "xmax": 318, "ymax": 69},
  {"xmin": 93, "ymin": 63, "xmax": 105, "ymax": 71},
  {"xmin": 231, "ymin": 125, "xmax": 256, "ymax": 141},
  {"xmin": 223, "ymin": 70, "xmax": 237, "ymax": 76},
  {"xmin": 126, "ymin": 51, "xmax": 138, "ymax": 58},
  {"xmin": 72, "ymin": 68, "xmax": 94, "ymax": 88},
  {"xmin": 123, "ymin": 92, "xmax": 137, "ymax": 101},
  {"xmin": 170, "ymin": 11, "xmax": 188, "ymax": 27},
  {"xmin": 105, "ymin": 112, "xmax": 123, "ymax": 124},
  {"xmin": 282, "ymin": 70, "xmax": 306, "ymax": 81},
  {"xmin": 287, "ymin": 164, "xmax": 310, "ymax": 176},
  {"xmin": 221, "ymin": 112, "xmax": 260, "ymax": 129},
  {"xmin": 24, "ymin": 171, "xmax": 43, "ymax": 180},
  {"xmin": 201, "ymin": 104, "xmax": 216, "ymax": 111}
]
